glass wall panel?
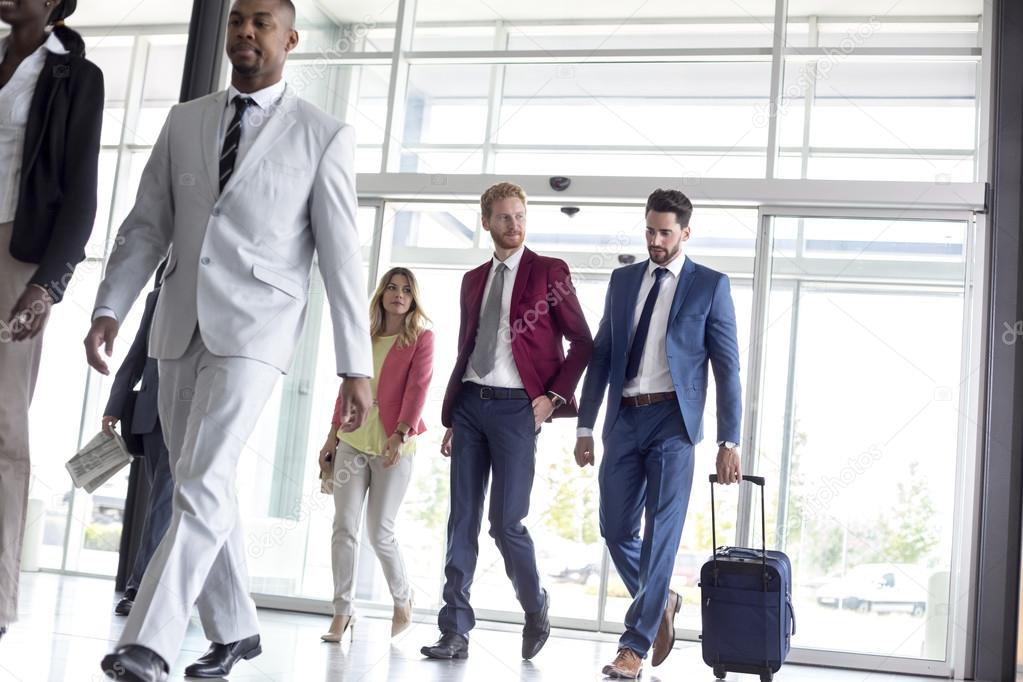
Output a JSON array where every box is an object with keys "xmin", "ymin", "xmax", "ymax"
[
  {"xmin": 293, "ymin": 0, "xmax": 398, "ymax": 52},
  {"xmin": 780, "ymin": 1, "xmax": 981, "ymax": 182},
  {"xmin": 404, "ymin": 62, "xmax": 772, "ymax": 178},
  {"xmin": 786, "ymin": 1, "xmax": 982, "ymax": 49},
  {"xmin": 754, "ymin": 214, "xmax": 966, "ymax": 660},
  {"xmin": 413, "ymin": 0, "xmax": 777, "ymax": 50}
]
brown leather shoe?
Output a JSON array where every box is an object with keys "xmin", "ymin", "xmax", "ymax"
[
  {"xmin": 601, "ymin": 647, "xmax": 643, "ymax": 679},
  {"xmin": 651, "ymin": 589, "xmax": 681, "ymax": 666}
]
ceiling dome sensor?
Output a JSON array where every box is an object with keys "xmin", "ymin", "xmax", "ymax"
[
  {"xmin": 550, "ymin": 176, "xmax": 571, "ymax": 192},
  {"xmin": 561, "ymin": 206, "xmax": 580, "ymax": 217}
]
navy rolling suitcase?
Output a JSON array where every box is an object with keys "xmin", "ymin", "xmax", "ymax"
[{"xmin": 700, "ymin": 474, "xmax": 796, "ymax": 681}]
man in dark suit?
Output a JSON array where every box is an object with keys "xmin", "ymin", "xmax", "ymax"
[
  {"xmin": 421, "ymin": 182, "xmax": 593, "ymax": 661},
  {"xmin": 102, "ymin": 264, "xmax": 171, "ymax": 617},
  {"xmin": 575, "ymin": 189, "xmax": 743, "ymax": 679}
]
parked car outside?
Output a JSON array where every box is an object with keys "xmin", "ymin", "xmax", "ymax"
[{"xmin": 815, "ymin": 562, "xmax": 928, "ymax": 616}]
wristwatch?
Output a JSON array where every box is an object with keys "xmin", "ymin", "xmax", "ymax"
[
  {"xmin": 718, "ymin": 441, "xmax": 738, "ymax": 449},
  {"xmin": 396, "ymin": 429, "xmax": 410, "ymax": 444},
  {"xmin": 546, "ymin": 391, "xmax": 567, "ymax": 409}
]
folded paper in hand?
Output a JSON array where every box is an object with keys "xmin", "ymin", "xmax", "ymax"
[{"xmin": 66, "ymin": 431, "xmax": 133, "ymax": 494}]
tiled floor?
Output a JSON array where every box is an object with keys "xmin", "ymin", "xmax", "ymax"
[{"xmin": 0, "ymin": 573, "xmax": 950, "ymax": 681}]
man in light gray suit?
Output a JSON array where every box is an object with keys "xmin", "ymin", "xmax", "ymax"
[{"xmin": 84, "ymin": 1, "xmax": 373, "ymax": 680}]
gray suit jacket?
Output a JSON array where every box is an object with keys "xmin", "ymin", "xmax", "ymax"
[{"xmin": 94, "ymin": 86, "xmax": 372, "ymax": 376}]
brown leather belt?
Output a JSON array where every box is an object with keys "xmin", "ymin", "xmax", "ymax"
[{"xmin": 620, "ymin": 391, "xmax": 677, "ymax": 408}]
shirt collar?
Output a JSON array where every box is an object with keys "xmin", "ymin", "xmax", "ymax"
[
  {"xmin": 493, "ymin": 246, "xmax": 525, "ymax": 272},
  {"xmin": 227, "ymin": 79, "xmax": 287, "ymax": 110},
  {"xmin": 0, "ymin": 31, "xmax": 70, "ymax": 60},
  {"xmin": 646, "ymin": 253, "xmax": 686, "ymax": 279}
]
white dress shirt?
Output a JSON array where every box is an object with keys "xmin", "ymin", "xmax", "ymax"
[
  {"xmin": 0, "ymin": 32, "xmax": 68, "ymax": 224},
  {"xmin": 576, "ymin": 253, "xmax": 685, "ymax": 438},
  {"xmin": 623, "ymin": 254, "xmax": 686, "ymax": 397},
  {"xmin": 220, "ymin": 79, "xmax": 287, "ymax": 175},
  {"xmin": 93, "ymin": 79, "xmax": 288, "ymax": 322},
  {"xmin": 462, "ymin": 246, "xmax": 526, "ymax": 389}
]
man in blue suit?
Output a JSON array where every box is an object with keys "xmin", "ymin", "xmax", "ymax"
[
  {"xmin": 102, "ymin": 263, "xmax": 171, "ymax": 618},
  {"xmin": 575, "ymin": 189, "xmax": 743, "ymax": 679}
]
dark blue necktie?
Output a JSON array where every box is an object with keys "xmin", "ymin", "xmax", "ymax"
[
  {"xmin": 219, "ymin": 96, "xmax": 253, "ymax": 192},
  {"xmin": 626, "ymin": 267, "xmax": 669, "ymax": 381}
]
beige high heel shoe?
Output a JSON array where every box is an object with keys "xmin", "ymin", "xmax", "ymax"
[
  {"xmin": 391, "ymin": 593, "xmax": 413, "ymax": 638},
  {"xmin": 321, "ymin": 614, "xmax": 356, "ymax": 643}
]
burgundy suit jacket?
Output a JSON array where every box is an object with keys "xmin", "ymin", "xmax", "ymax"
[
  {"xmin": 333, "ymin": 330, "xmax": 434, "ymax": 436},
  {"xmin": 441, "ymin": 247, "xmax": 594, "ymax": 428}
]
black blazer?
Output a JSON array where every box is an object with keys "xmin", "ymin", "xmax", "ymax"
[
  {"xmin": 104, "ymin": 286, "xmax": 161, "ymax": 436},
  {"xmin": 8, "ymin": 47, "xmax": 104, "ymax": 303}
]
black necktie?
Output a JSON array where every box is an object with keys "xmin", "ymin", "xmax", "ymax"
[
  {"xmin": 626, "ymin": 267, "xmax": 669, "ymax": 381},
  {"xmin": 219, "ymin": 96, "xmax": 253, "ymax": 192}
]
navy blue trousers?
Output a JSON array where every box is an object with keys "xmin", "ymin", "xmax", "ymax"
[
  {"xmin": 599, "ymin": 400, "xmax": 695, "ymax": 657},
  {"xmin": 126, "ymin": 428, "xmax": 174, "ymax": 592},
  {"xmin": 438, "ymin": 385, "xmax": 544, "ymax": 636}
]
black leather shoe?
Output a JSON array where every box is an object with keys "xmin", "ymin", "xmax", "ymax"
[
  {"xmin": 100, "ymin": 645, "xmax": 169, "ymax": 682},
  {"xmin": 184, "ymin": 634, "xmax": 262, "ymax": 678},
  {"xmin": 114, "ymin": 588, "xmax": 137, "ymax": 616},
  {"xmin": 420, "ymin": 632, "xmax": 469, "ymax": 659},
  {"xmin": 522, "ymin": 589, "xmax": 550, "ymax": 660}
]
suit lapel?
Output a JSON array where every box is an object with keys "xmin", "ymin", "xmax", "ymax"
[
  {"xmin": 615, "ymin": 262, "xmax": 647, "ymax": 350},
  {"xmin": 668, "ymin": 256, "xmax": 698, "ymax": 324},
  {"xmin": 20, "ymin": 54, "xmax": 62, "ymax": 192},
  {"xmin": 510, "ymin": 248, "xmax": 535, "ymax": 314},
  {"xmin": 201, "ymin": 90, "xmax": 227, "ymax": 198},
  {"xmin": 220, "ymin": 87, "xmax": 298, "ymax": 198},
  {"xmin": 463, "ymin": 264, "xmax": 491, "ymax": 348}
]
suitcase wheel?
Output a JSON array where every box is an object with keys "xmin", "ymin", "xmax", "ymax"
[
  {"xmin": 713, "ymin": 666, "xmax": 726, "ymax": 679},
  {"xmin": 760, "ymin": 671, "xmax": 773, "ymax": 682}
]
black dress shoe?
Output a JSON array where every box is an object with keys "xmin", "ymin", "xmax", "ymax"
[
  {"xmin": 522, "ymin": 588, "xmax": 550, "ymax": 660},
  {"xmin": 114, "ymin": 588, "xmax": 137, "ymax": 616},
  {"xmin": 420, "ymin": 632, "xmax": 469, "ymax": 659},
  {"xmin": 100, "ymin": 645, "xmax": 169, "ymax": 682},
  {"xmin": 184, "ymin": 634, "xmax": 262, "ymax": 678}
]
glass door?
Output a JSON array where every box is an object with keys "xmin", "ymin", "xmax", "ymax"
[{"xmin": 744, "ymin": 208, "xmax": 973, "ymax": 673}]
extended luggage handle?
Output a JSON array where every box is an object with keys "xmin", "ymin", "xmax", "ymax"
[{"xmin": 709, "ymin": 474, "xmax": 768, "ymax": 589}]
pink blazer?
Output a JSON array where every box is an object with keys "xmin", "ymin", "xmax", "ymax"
[{"xmin": 332, "ymin": 329, "xmax": 434, "ymax": 437}]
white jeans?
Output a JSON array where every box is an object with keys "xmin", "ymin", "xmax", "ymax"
[
  {"xmin": 330, "ymin": 441, "xmax": 413, "ymax": 615},
  {"xmin": 117, "ymin": 327, "xmax": 280, "ymax": 665},
  {"xmin": 0, "ymin": 222, "xmax": 46, "ymax": 627}
]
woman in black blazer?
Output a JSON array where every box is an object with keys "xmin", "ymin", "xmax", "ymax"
[{"xmin": 0, "ymin": 0, "xmax": 103, "ymax": 642}]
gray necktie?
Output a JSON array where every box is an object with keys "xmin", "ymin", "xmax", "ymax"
[{"xmin": 470, "ymin": 263, "xmax": 508, "ymax": 378}]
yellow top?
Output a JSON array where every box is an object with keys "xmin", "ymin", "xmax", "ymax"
[{"xmin": 338, "ymin": 335, "xmax": 416, "ymax": 457}]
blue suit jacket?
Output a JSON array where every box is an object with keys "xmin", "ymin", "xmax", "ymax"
[
  {"xmin": 578, "ymin": 256, "xmax": 742, "ymax": 445},
  {"xmin": 104, "ymin": 287, "xmax": 161, "ymax": 435}
]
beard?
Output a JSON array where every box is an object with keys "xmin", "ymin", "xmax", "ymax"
[
  {"xmin": 231, "ymin": 59, "xmax": 261, "ymax": 77},
  {"xmin": 492, "ymin": 231, "xmax": 524, "ymax": 250},
  {"xmin": 649, "ymin": 241, "xmax": 682, "ymax": 265}
]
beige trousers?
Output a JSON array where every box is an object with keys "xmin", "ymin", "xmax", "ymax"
[
  {"xmin": 0, "ymin": 221, "xmax": 46, "ymax": 627},
  {"xmin": 330, "ymin": 441, "xmax": 413, "ymax": 615}
]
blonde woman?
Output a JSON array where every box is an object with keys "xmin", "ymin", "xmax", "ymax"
[{"xmin": 319, "ymin": 267, "xmax": 434, "ymax": 642}]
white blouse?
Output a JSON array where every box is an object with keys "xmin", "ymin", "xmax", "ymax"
[{"xmin": 0, "ymin": 32, "xmax": 68, "ymax": 224}]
